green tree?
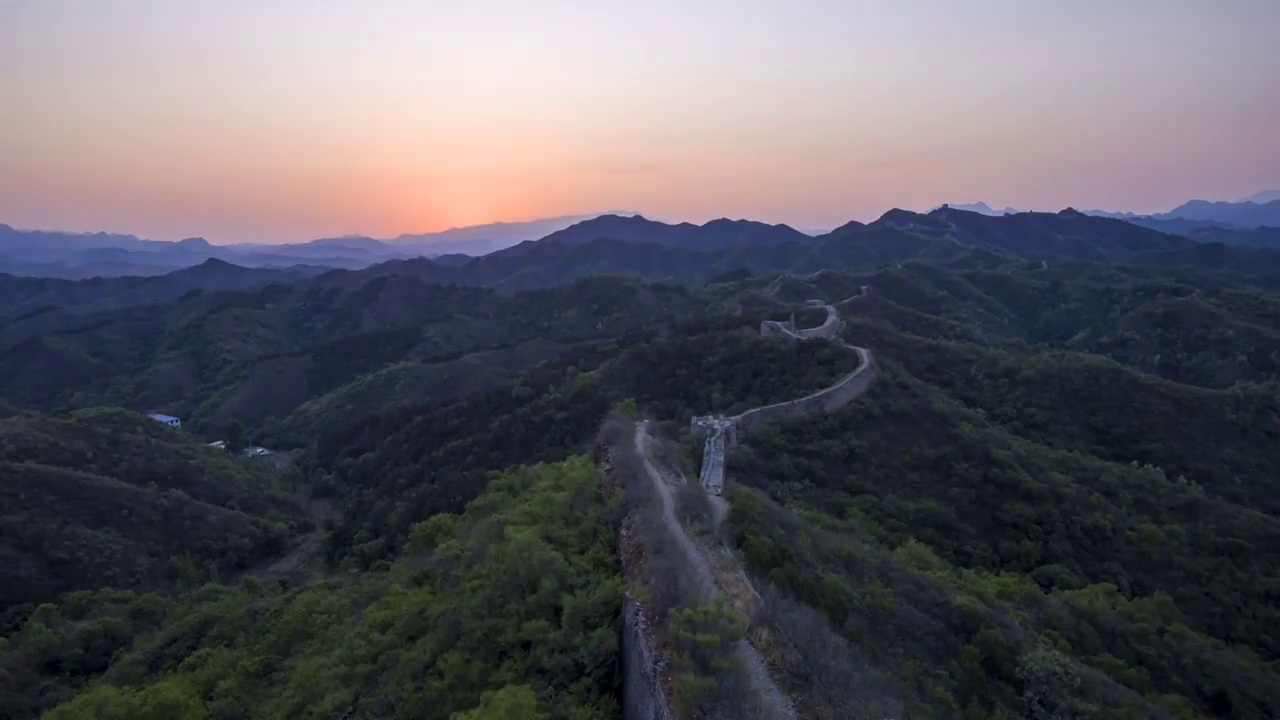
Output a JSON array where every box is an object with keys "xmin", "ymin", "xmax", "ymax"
[
  {"xmin": 668, "ymin": 600, "xmax": 745, "ymax": 716},
  {"xmin": 452, "ymin": 685, "xmax": 546, "ymax": 720},
  {"xmin": 617, "ymin": 397, "xmax": 638, "ymax": 418},
  {"xmin": 1017, "ymin": 644, "xmax": 1083, "ymax": 720}
]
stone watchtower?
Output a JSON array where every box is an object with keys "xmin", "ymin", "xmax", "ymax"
[
  {"xmin": 759, "ymin": 313, "xmax": 799, "ymax": 344},
  {"xmin": 690, "ymin": 416, "xmax": 735, "ymax": 495}
]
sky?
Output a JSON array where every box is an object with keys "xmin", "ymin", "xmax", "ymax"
[{"xmin": 2, "ymin": 0, "xmax": 1278, "ymax": 243}]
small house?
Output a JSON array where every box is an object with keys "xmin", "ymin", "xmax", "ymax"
[{"xmin": 147, "ymin": 413, "xmax": 181, "ymax": 429}]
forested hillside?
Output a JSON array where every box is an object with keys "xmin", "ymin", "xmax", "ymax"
[
  {"xmin": 3, "ymin": 208, "xmax": 1280, "ymax": 719},
  {"xmin": 0, "ymin": 409, "xmax": 299, "ymax": 615},
  {"xmin": 719, "ymin": 278, "xmax": 1280, "ymax": 718},
  {"xmin": 0, "ymin": 277, "xmax": 696, "ymax": 438},
  {"xmin": 2, "ymin": 457, "xmax": 621, "ymax": 719}
]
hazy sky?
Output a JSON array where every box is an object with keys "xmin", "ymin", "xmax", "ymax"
[{"xmin": 3, "ymin": 0, "xmax": 1278, "ymax": 243}]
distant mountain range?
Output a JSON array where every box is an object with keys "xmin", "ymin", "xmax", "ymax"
[
  {"xmin": 1242, "ymin": 190, "xmax": 1280, "ymax": 204},
  {"xmin": 7, "ymin": 204, "xmax": 1280, "ymax": 433},
  {"xmin": 0, "ymin": 212, "xmax": 635, "ymax": 280},
  {"xmin": 14, "ymin": 205, "xmax": 1250, "ymax": 317},
  {"xmin": 1147, "ymin": 197, "xmax": 1280, "ymax": 227},
  {"xmin": 6, "ymin": 191, "xmax": 1280, "ymax": 282},
  {"xmin": 532, "ymin": 214, "xmax": 811, "ymax": 251},
  {"xmin": 946, "ymin": 191, "xmax": 1280, "ymax": 234}
]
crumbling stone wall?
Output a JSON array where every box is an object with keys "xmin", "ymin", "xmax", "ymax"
[
  {"xmin": 601, "ymin": 442, "xmax": 678, "ymax": 720},
  {"xmin": 621, "ymin": 595, "xmax": 677, "ymax": 720}
]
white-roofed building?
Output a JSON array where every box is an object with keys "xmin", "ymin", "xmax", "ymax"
[{"xmin": 147, "ymin": 413, "xmax": 181, "ymax": 429}]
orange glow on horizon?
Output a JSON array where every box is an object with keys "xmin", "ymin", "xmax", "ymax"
[{"xmin": 2, "ymin": 1, "xmax": 1277, "ymax": 242}]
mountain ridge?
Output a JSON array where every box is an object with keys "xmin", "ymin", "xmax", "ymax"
[
  {"xmin": 3, "ymin": 207, "xmax": 1243, "ymax": 314},
  {"xmin": 0, "ymin": 212, "xmax": 639, "ymax": 279}
]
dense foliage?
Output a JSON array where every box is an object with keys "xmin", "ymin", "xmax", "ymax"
[
  {"xmin": 0, "ymin": 277, "xmax": 696, "ymax": 437},
  {"xmin": 4, "ymin": 457, "xmax": 622, "ymax": 719},
  {"xmin": 0, "ymin": 409, "xmax": 298, "ymax": 617}
]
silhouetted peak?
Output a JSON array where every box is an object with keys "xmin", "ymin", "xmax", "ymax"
[
  {"xmin": 876, "ymin": 208, "xmax": 927, "ymax": 224},
  {"xmin": 165, "ymin": 257, "xmax": 252, "ymax": 282},
  {"xmin": 822, "ymin": 219, "xmax": 866, "ymax": 237},
  {"xmin": 702, "ymin": 217, "xmax": 736, "ymax": 225},
  {"xmin": 197, "ymin": 257, "xmax": 236, "ymax": 268},
  {"xmin": 1058, "ymin": 207, "xmax": 1084, "ymax": 217},
  {"xmin": 583, "ymin": 213, "xmax": 653, "ymax": 225},
  {"xmin": 701, "ymin": 218, "xmax": 797, "ymax": 230},
  {"xmin": 177, "ymin": 237, "xmax": 211, "ymax": 248}
]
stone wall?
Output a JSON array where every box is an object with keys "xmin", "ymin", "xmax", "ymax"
[
  {"xmin": 793, "ymin": 305, "xmax": 843, "ymax": 340},
  {"xmin": 759, "ymin": 317, "xmax": 798, "ymax": 343},
  {"xmin": 761, "ymin": 304, "xmax": 843, "ymax": 343},
  {"xmin": 692, "ymin": 299, "xmax": 876, "ymax": 494},
  {"xmin": 602, "ymin": 442, "xmax": 677, "ymax": 720},
  {"xmin": 621, "ymin": 595, "xmax": 676, "ymax": 720},
  {"xmin": 733, "ymin": 346, "xmax": 875, "ymax": 437}
]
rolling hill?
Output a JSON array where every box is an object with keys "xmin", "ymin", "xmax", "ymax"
[
  {"xmin": 0, "ymin": 276, "xmax": 698, "ymax": 438},
  {"xmin": 0, "ymin": 408, "xmax": 299, "ymax": 611}
]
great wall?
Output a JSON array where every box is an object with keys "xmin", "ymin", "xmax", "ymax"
[
  {"xmin": 691, "ymin": 292, "xmax": 877, "ymax": 496},
  {"xmin": 620, "ymin": 595, "xmax": 677, "ymax": 720},
  {"xmin": 619, "ymin": 288, "xmax": 878, "ymax": 720}
]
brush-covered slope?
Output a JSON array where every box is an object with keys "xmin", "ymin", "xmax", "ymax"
[
  {"xmin": 0, "ymin": 408, "xmax": 298, "ymax": 611},
  {"xmin": 4, "ymin": 457, "xmax": 621, "ymax": 720},
  {"xmin": 0, "ymin": 276, "xmax": 697, "ymax": 436}
]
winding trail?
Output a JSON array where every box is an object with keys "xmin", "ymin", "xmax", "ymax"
[
  {"xmin": 630, "ymin": 289, "xmax": 877, "ymax": 718},
  {"xmin": 635, "ymin": 420, "xmax": 797, "ymax": 720},
  {"xmin": 636, "ymin": 423, "xmax": 718, "ymax": 600}
]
